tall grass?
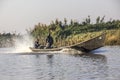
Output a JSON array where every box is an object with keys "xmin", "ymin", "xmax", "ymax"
[{"xmin": 105, "ymin": 29, "xmax": 120, "ymax": 45}]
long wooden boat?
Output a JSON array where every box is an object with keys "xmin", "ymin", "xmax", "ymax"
[{"xmin": 30, "ymin": 33, "xmax": 106, "ymax": 52}]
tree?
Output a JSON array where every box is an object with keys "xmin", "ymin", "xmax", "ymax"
[
  {"xmin": 70, "ymin": 19, "xmax": 74, "ymax": 26},
  {"xmin": 64, "ymin": 18, "xmax": 67, "ymax": 25},
  {"xmin": 100, "ymin": 16, "xmax": 105, "ymax": 23},
  {"xmin": 85, "ymin": 15, "xmax": 91, "ymax": 24},
  {"xmin": 55, "ymin": 18, "xmax": 59, "ymax": 25},
  {"xmin": 96, "ymin": 16, "xmax": 100, "ymax": 24}
]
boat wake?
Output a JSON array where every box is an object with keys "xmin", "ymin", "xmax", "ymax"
[
  {"xmin": 0, "ymin": 47, "xmax": 84, "ymax": 55},
  {"xmin": 59, "ymin": 48, "xmax": 83, "ymax": 54}
]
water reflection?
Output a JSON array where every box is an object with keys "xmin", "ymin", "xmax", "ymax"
[
  {"xmin": 70, "ymin": 52, "xmax": 108, "ymax": 79},
  {"xmin": 46, "ymin": 54, "xmax": 54, "ymax": 80},
  {"xmin": 72, "ymin": 52, "xmax": 107, "ymax": 62},
  {"xmin": 47, "ymin": 54, "xmax": 54, "ymax": 67},
  {"xmin": 35, "ymin": 54, "xmax": 40, "ymax": 58}
]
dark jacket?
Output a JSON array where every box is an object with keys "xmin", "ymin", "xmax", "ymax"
[{"xmin": 46, "ymin": 35, "xmax": 53, "ymax": 45}]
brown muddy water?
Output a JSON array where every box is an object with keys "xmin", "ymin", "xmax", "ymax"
[{"xmin": 0, "ymin": 46, "xmax": 120, "ymax": 80}]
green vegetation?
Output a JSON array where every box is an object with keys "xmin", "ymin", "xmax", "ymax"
[{"xmin": 28, "ymin": 16, "xmax": 120, "ymax": 46}]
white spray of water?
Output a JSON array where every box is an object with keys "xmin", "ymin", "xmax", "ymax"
[
  {"xmin": 60, "ymin": 48, "xmax": 83, "ymax": 54},
  {"xmin": 13, "ymin": 34, "xmax": 34, "ymax": 53}
]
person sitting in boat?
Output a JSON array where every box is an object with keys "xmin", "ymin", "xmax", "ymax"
[
  {"xmin": 45, "ymin": 33, "xmax": 53, "ymax": 48},
  {"xmin": 34, "ymin": 38, "xmax": 40, "ymax": 48}
]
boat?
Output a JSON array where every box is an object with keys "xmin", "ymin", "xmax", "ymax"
[{"xmin": 30, "ymin": 33, "xmax": 106, "ymax": 52}]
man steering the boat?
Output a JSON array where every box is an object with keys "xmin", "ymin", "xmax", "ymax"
[{"xmin": 45, "ymin": 33, "xmax": 54, "ymax": 49}]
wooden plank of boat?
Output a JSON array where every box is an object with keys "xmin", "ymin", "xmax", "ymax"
[
  {"xmin": 67, "ymin": 33, "xmax": 106, "ymax": 52},
  {"xmin": 29, "ymin": 47, "xmax": 63, "ymax": 52}
]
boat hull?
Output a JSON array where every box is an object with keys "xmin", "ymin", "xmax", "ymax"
[{"xmin": 69, "ymin": 33, "xmax": 106, "ymax": 52}]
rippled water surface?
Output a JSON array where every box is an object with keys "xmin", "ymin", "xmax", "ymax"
[{"xmin": 0, "ymin": 46, "xmax": 120, "ymax": 80}]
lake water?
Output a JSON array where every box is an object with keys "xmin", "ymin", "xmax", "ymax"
[{"xmin": 0, "ymin": 46, "xmax": 120, "ymax": 80}]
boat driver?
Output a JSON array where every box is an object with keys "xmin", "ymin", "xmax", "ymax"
[{"xmin": 45, "ymin": 33, "xmax": 53, "ymax": 48}]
